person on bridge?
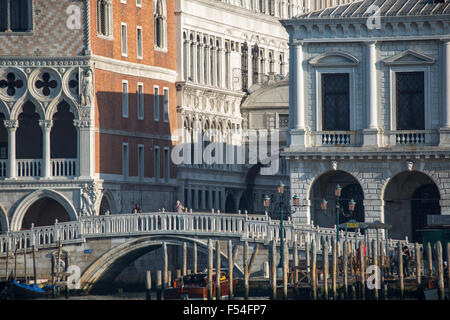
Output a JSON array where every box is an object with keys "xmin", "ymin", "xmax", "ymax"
[
  {"xmin": 176, "ymin": 200, "xmax": 184, "ymax": 213},
  {"xmin": 132, "ymin": 204, "xmax": 142, "ymax": 214}
]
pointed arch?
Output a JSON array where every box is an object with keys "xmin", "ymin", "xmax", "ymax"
[
  {"xmin": 10, "ymin": 93, "xmax": 45, "ymax": 120},
  {"xmin": 46, "ymin": 95, "xmax": 80, "ymax": 121}
]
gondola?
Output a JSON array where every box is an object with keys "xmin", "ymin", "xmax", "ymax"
[{"xmin": 7, "ymin": 280, "xmax": 50, "ymax": 300}]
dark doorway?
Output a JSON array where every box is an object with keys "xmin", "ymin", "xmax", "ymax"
[
  {"xmin": 411, "ymin": 184, "xmax": 440, "ymax": 242},
  {"xmin": 340, "ymin": 183, "xmax": 365, "ymax": 224},
  {"xmin": 225, "ymin": 194, "xmax": 235, "ymax": 213}
]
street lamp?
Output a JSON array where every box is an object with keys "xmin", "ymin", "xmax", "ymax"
[
  {"xmin": 320, "ymin": 184, "xmax": 357, "ymax": 241},
  {"xmin": 263, "ymin": 182, "xmax": 300, "ymax": 272}
]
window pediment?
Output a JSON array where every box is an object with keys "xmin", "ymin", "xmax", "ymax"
[
  {"xmin": 309, "ymin": 51, "xmax": 359, "ymax": 67},
  {"xmin": 383, "ymin": 50, "xmax": 435, "ymax": 66}
]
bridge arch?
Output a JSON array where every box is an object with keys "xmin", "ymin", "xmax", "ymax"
[
  {"xmin": 80, "ymin": 235, "xmax": 244, "ymax": 292},
  {"xmin": 10, "ymin": 189, "xmax": 78, "ymax": 231}
]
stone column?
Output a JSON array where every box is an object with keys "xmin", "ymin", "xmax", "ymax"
[
  {"xmin": 192, "ymin": 40, "xmax": 198, "ymax": 82},
  {"xmin": 363, "ymin": 41, "xmax": 379, "ymax": 147},
  {"xmin": 4, "ymin": 120, "xmax": 18, "ymax": 179},
  {"xmin": 440, "ymin": 40, "xmax": 450, "ymax": 145},
  {"xmin": 39, "ymin": 120, "xmax": 52, "ymax": 178},
  {"xmin": 74, "ymin": 119, "xmax": 95, "ymax": 178},
  {"xmin": 215, "ymin": 189, "xmax": 220, "ymax": 211},
  {"xmin": 184, "ymin": 39, "xmax": 190, "ymax": 81},
  {"xmin": 198, "ymin": 43, "xmax": 204, "ymax": 84},
  {"xmin": 288, "ymin": 42, "xmax": 306, "ymax": 146},
  {"xmin": 208, "ymin": 188, "xmax": 213, "ymax": 210},
  {"xmin": 193, "ymin": 187, "xmax": 198, "ymax": 209}
]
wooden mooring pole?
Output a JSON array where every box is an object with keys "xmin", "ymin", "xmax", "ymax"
[
  {"xmin": 332, "ymin": 237, "xmax": 337, "ymax": 299},
  {"xmin": 283, "ymin": 241, "xmax": 288, "ymax": 300},
  {"xmin": 427, "ymin": 242, "xmax": 433, "ymax": 278},
  {"xmin": 156, "ymin": 270, "xmax": 162, "ymax": 300},
  {"xmin": 228, "ymin": 240, "xmax": 234, "ymax": 300},
  {"xmin": 208, "ymin": 239, "xmax": 213, "ymax": 300},
  {"xmin": 343, "ymin": 241, "xmax": 348, "ymax": 298},
  {"xmin": 415, "ymin": 242, "xmax": 421, "ymax": 288},
  {"xmin": 436, "ymin": 241, "xmax": 444, "ymax": 301},
  {"xmin": 311, "ymin": 239, "xmax": 317, "ymax": 300},
  {"xmin": 216, "ymin": 240, "xmax": 221, "ymax": 300},
  {"xmin": 398, "ymin": 241, "xmax": 404, "ymax": 299},
  {"xmin": 182, "ymin": 242, "xmax": 187, "ymax": 276},
  {"xmin": 23, "ymin": 239, "xmax": 27, "ymax": 284},
  {"xmin": 293, "ymin": 238, "xmax": 299, "ymax": 286},
  {"xmin": 243, "ymin": 241, "xmax": 249, "ymax": 300},
  {"xmin": 145, "ymin": 270, "xmax": 152, "ymax": 300},
  {"xmin": 4, "ymin": 237, "xmax": 9, "ymax": 282},
  {"xmin": 193, "ymin": 242, "xmax": 198, "ymax": 274},
  {"xmin": 323, "ymin": 241, "xmax": 329, "ymax": 300},
  {"xmin": 32, "ymin": 245, "xmax": 37, "ymax": 286},
  {"xmin": 447, "ymin": 243, "xmax": 450, "ymax": 296},
  {"xmin": 270, "ymin": 240, "xmax": 276, "ymax": 300},
  {"xmin": 360, "ymin": 241, "xmax": 365, "ymax": 300},
  {"xmin": 372, "ymin": 239, "xmax": 378, "ymax": 300}
]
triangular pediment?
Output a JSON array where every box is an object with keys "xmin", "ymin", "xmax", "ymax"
[
  {"xmin": 383, "ymin": 50, "xmax": 435, "ymax": 66},
  {"xmin": 309, "ymin": 51, "xmax": 359, "ymax": 67}
]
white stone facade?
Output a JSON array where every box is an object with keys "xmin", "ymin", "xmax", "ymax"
[{"xmin": 282, "ymin": 0, "xmax": 450, "ymax": 241}]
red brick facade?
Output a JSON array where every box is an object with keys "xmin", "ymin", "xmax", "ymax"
[{"xmin": 90, "ymin": 0, "xmax": 177, "ymax": 179}]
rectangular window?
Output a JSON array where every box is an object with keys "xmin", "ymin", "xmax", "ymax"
[
  {"xmin": 322, "ymin": 73, "xmax": 350, "ymax": 131},
  {"xmin": 122, "ymin": 143, "xmax": 129, "ymax": 178},
  {"xmin": 396, "ymin": 71, "xmax": 425, "ymax": 130},
  {"xmin": 163, "ymin": 88, "xmax": 169, "ymax": 122},
  {"xmin": 122, "ymin": 81, "xmax": 128, "ymax": 118},
  {"xmin": 138, "ymin": 144, "xmax": 144, "ymax": 179},
  {"xmin": 121, "ymin": 23, "xmax": 127, "ymax": 56},
  {"xmin": 97, "ymin": 0, "xmax": 112, "ymax": 36},
  {"xmin": 154, "ymin": 86, "xmax": 160, "ymax": 121},
  {"xmin": 137, "ymin": 26, "xmax": 143, "ymax": 59},
  {"xmin": 120, "ymin": 0, "xmax": 127, "ymax": 3},
  {"xmin": 154, "ymin": 146, "xmax": 160, "ymax": 180},
  {"xmin": 164, "ymin": 147, "xmax": 170, "ymax": 181},
  {"xmin": 0, "ymin": 0, "xmax": 32, "ymax": 32},
  {"xmin": 137, "ymin": 83, "xmax": 144, "ymax": 120},
  {"xmin": 136, "ymin": 0, "xmax": 142, "ymax": 7}
]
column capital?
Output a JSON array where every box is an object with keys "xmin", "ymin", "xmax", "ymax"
[
  {"xmin": 3, "ymin": 120, "xmax": 18, "ymax": 129},
  {"xmin": 39, "ymin": 120, "xmax": 53, "ymax": 129},
  {"xmin": 289, "ymin": 40, "xmax": 304, "ymax": 47},
  {"xmin": 73, "ymin": 119, "xmax": 92, "ymax": 128}
]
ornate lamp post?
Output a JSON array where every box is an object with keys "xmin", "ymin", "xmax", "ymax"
[
  {"xmin": 320, "ymin": 184, "xmax": 356, "ymax": 241},
  {"xmin": 263, "ymin": 182, "xmax": 300, "ymax": 271}
]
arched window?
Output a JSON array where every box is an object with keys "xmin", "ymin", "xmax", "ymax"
[
  {"xmin": 197, "ymin": 36, "xmax": 202, "ymax": 83},
  {"xmin": 183, "ymin": 32, "xmax": 188, "ymax": 80},
  {"xmin": 154, "ymin": 0, "xmax": 167, "ymax": 49},
  {"xmin": 203, "ymin": 37, "xmax": 208, "ymax": 85},
  {"xmin": 97, "ymin": 0, "xmax": 112, "ymax": 36},
  {"xmin": 279, "ymin": 53, "xmax": 284, "ymax": 75},
  {"xmin": 216, "ymin": 40, "xmax": 221, "ymax": 88}
]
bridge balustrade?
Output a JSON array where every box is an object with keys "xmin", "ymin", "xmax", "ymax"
[{"xmin": 0, "ymin": 212, "xmax": 419, "ymax": 255}]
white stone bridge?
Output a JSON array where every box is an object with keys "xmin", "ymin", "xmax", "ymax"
[{"xmin": 0, "ymin": 211, "xmax": 409, "ymax": 292}]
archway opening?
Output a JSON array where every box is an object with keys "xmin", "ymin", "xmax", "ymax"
[
  {"xmin": 225, "ymin": 194, "xmax": 235, "ymax": 213},
  {"xmin": 310, "ymin": 170, "xmax": 365, "ymax": 228},
  {"xmin": 0, "ymin": 113, "xmax": 7, "ymax": 161},
  {"xmin": 99, "ymin": 195, "xmax": 111, "ymax": 215},
  {"xmin": 17, "ymin": 101, "xmax": 42, "ymax": 159},
  {"xmin": 238, "ymin": 194, "xmax": 249, "ymax": 213},
  {"xmin": 51, "ymin": 101, "xmax": 77, "ymax": 159},
  {"xmin": 384, "ymin": 171, "xmax": 440, "ymax": 242},
  {"xmin": 21, "ymin": 197, "xmax": 71, "ymax": 230}
]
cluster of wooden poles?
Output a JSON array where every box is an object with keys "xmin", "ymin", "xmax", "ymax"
[
  {"xmin": 300, "ymin": 238, "xmax": 450, "ymax": 300},
  {"xmin": 142, "ymin": 238, "xmax": 449, "ymax": 300}
]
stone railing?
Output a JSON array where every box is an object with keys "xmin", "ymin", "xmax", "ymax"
[
  {"xmin": 312, "ymin": 131, "xmax": 358, "ymax": 146},
  {"xmin": 0, "ymin": 212, "xmax": 414, "ymax": 256},
  {"xmin": 388, "ymin": 130, "xmax": 438, "ymax": 146},
  {"xmin": 16, "ymin": 159, "xmax": 42, "ymax": 177},
  {"xmin": 51, "ymin": 158, "xmax": 77, "ymax": 177}
]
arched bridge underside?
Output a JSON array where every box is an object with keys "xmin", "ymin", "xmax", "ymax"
[{"xmin": 80, "ymin": 235, "xmax": 244, "ymax": 292}]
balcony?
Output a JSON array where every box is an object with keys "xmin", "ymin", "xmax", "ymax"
[
  {"xmin": 387, "ymin": 130, "xmax": 438, "ymax": 146},
  {"xmin": 311, "ymin": 131, "xmax": 358, "ymax": 147},
  {"xmin": 0, "ymin": 159, "xmax": 77, "ymax": 179}
]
